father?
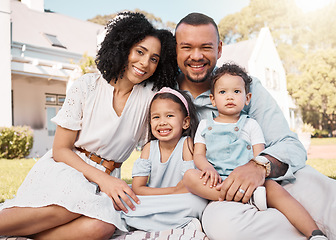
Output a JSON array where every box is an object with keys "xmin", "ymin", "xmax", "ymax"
[{"xmin": 175, "ymin": 13, "xmax": 336, "ymax": 239}]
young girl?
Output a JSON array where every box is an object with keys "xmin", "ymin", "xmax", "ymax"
[
  {"xmin": 183, "ymin": 63, "xmax": 328, "ymax": 240},
  {"xmin": 118, "ymin": 87, "xmax": 208, "ymax": 232},
  {"xmin": 0, "ymin": 12, "xmax": 178, "ymax": 239}
]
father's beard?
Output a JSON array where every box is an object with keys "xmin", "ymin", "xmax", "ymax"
[{"xmin": 186, "ymin": 68, "xmax": 213, "ymax": 84}]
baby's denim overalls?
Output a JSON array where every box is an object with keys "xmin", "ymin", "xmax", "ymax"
[{"xmin": 202, "ymin": 114, "xmax": 254, "ymax": 180}]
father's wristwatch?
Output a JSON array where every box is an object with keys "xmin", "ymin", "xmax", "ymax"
[{"xmin": 252, "ymin": 156, "xmax": 271, "ymax": 177}]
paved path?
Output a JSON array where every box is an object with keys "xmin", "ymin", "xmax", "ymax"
[{"xmin": 307, "ymin": 145, "xmax": 336, "ymax": 159}]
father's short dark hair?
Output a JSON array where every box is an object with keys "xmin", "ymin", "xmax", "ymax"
[{"xmin": 175, "ymin": 12, "xmax": 220, "ymax": 42}]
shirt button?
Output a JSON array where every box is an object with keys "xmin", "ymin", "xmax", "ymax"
[
  {"xmin": 208, "ymin": 127, "xmax": 212, "ymax": 131},
  {"xmin": 234, "ymin": 127, "xmax": 239, "ymax": 131},
  {"xmin": 247, "ymin": 145, "xmax": 251, "ymax": 150}
]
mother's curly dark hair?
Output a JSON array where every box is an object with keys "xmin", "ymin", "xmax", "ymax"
[{"xmin": 96, "ymin": 12, "xmax": 178, "ymax": 90}]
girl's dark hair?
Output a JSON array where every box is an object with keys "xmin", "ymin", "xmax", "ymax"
[
  {"xmin": 95, "ymin": 12, "xmax": 178, "ymax": 90},
  {"xmin": 147, "ymin": 89, "xmax": 199, "ymax": 143},
  {"xmin": 210, "ymin": 62, "xmax": 253, "ymax": 94}
]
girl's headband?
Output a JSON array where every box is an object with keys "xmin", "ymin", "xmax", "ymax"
[{"xmin": 155, "ymin": 87, "xmax": 189, "ymax": 116}]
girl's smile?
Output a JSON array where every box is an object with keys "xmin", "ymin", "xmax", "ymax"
[
  {"xmin": 157, "ymin": 128, "xmax": 172, "ymax": 136},
  {"xmin": 150, "ymin": 98, "xmax": 189, "ymax": 144}
]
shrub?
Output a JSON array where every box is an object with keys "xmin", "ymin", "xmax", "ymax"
[
  {"xmin": 313, "ymin": 129, "xmax": 329, "ymax": 138},
  {"xmin": 0, "ymin": 126, "xmax": 34, "ymax": 159},
  {"xmin": 301, "ymin": 123, "xmax": 315, "ymax": 135}
]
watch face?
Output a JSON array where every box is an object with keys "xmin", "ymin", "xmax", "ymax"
[
  {"xmin": 255, "ymin": 156, "xmax": 271, "ymax": 177},
  {"xmin": 256, "ymin": 156, "xmax": 269, "ymax": 164}
]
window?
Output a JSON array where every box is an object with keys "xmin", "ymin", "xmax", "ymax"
[
  {"xmin": 43, "ymin": 33, "xmax": 66, "ymax": 49},
  {"xmin": 265, "ymin": 68, "xmax": 280, "ymax": 90},
  {"xmin": 265, "ymin": 68, "xmax": 272, "ymax": 88},
  {"xmin": 272, "ymin": 70, "xmax": 279, "ymax": 90},
  {"xmin": 45, "ymin": 94, "xmax": 57, "ymax": 105},
  {"xmin": 57, "ymin": 95, "xmax": 66, "ymax": 105},
  {"xmin": 45, "ymin": 93, "xmax": 65, "ymax": 136},
  {"xmin": 45, "ymin": 93, "xmax": 65, "ymax": 106},
  {"xmin": 46, "ymin": 107, "xmax": 57, "ymax": 136}
]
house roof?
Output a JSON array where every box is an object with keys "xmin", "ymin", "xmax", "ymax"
[
  {"xmin": 217, "ymin": 38, "xmax": 257, "ymax": 70},
  {"xmin": 10, "ymin": 0, "xmax": 104, "ymax": 57}
]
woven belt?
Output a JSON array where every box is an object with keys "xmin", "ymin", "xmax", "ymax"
[{"xmin": 75, "ymin": 147, "xmax": 122, "ymax": 175}]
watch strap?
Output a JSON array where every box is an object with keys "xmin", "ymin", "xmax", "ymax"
[{"xmin": 253, "ymin": 156, "xmax": 271, "ymax": 177}]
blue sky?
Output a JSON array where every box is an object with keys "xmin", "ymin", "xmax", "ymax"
[{"xmin": 44, "ymin": 0, "xmax": 250, "ymax": 24}]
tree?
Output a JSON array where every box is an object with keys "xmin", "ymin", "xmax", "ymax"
[
  {"xmin": 288, "ymin": 49, "xmax": 336, "ymax": 135},
  {"xmin": 88, "ymin": 9, "xmax": 175, "ymax": 31},
  {"xmin": 87, "ymin": 14, "xmax": 117, "ymax": 26},
  {"xmin": 78, "ymin": 52, "xmax": 97, "ymax": 75},
  {"xmin": 217, "ymin": 0, "xmax": 336, "ymax": 134},
  {"xmin": 218, "ymin": 0, "xmax": 302, "ymax": 44}
]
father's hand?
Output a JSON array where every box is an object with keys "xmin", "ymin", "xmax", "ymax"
[{"xmin": 216, "ymin": 161, "xmax": 265, "ymax": 203}]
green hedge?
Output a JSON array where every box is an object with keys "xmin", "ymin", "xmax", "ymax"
[
  {"xmin": 313, "ymin": 129, "xmax": 330, "ymax": 138},
  {"xmin": 0, "ymin": 126, "xmax": 33, "ymax": 159}
]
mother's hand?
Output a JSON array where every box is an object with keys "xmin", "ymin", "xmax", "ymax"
[
  {"xmin": 216, "ymin": 161, "xmax": 265, "ymax": 203},
  {"xmin": 99, "ymin": 175, "xmax": 140, "ymax": 213}
]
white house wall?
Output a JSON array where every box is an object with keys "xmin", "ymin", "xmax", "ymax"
[
  {"xmin": 248, "ymin": 28, "xmax": 291, "ymax": 123},
  {"xmin": 3, "ymin": 0, "xmax": 104, "ymax": 158},
  {"xmin": 12, "ymin": 41, "xmax": 83, "ymax": 66},
  {"xmin": 11, "ymin": 41, "xmax": 82, "ymax": 81},
  {"xmin": 0, "ymin": 0, "xmax": 12, "ymax": 127},
  {"xmin": 11, "ymin": 0, "xmax": 104, "ymax": 57},
  {"xmin": 10, "ymin": 41, "xmax": 81, "ymax": 157},
  {"xmin": 12, "ymin": 75, "xmax": 66, "ymax": 157}
]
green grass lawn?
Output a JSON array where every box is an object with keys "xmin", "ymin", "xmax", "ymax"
[
  {"xmin": 0, "ymin": 152, "xmax": 142, "ymax": 203},
  {"xmin": 1, "ymin": 138, "xmax": 335, "ymax": 203},
  {"xmin": 0, "ymin": 158, "xmax": 38, "ymax": 203}
]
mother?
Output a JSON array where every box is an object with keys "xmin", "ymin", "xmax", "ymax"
[{"xmin": 0, "ymin": 12, "xmax": 178, "ymax": 239}]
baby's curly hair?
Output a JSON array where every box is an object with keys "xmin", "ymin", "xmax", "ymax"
[
  {"xmin": 210, "ymin": 62, "xmax": 252, "ymax": 94},
  {"xmin": 96, "ymin": 12, "xmax": 178, "ymax": 90}
]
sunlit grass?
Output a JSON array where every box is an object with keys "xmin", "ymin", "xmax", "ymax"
[
  {"xmin": 311, "ymin": 137, "xmax": 336, "ymax": 145},
  {"xmin": 0, "ymin": 158, "xmax": 37, "ymax": 203},
  {"xmin": 306, "ymin": 158, "xmax": 336, "ymax": 180},
  {"xmin": 0, "ymin": 152, "xmax": 142, "ymax": 203},
  {"xmin": 121, "ymin": 150, "xmax": 140, "ymax": 184},
  {"xmin": 1, "ymin": 138, "xmax": 335, "ymax": 203}
]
